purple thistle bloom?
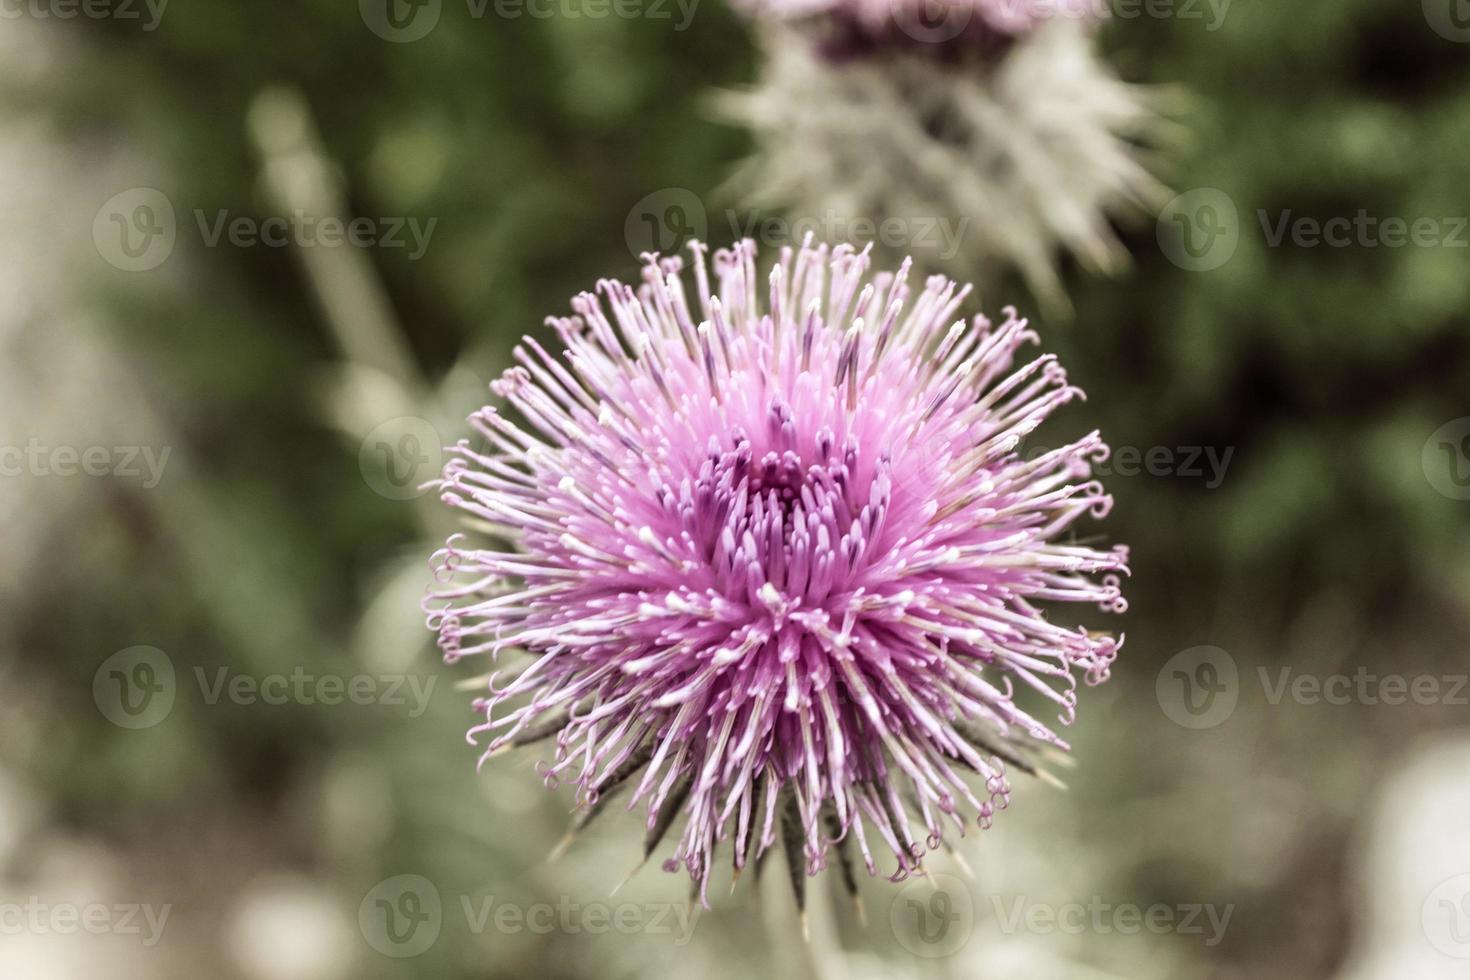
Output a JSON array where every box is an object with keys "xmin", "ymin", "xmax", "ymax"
[{"xmin": 426, "ymin": 238, "xmax": 1126, "ymax": 908}]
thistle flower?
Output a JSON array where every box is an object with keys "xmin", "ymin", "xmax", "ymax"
[
  {"xmin": 426, "ymin": 238, "xmax": 1127, "ymax": 912},
  {"xmin": 720, "ymin": 14, "xmax": 1169, "ymax": 312}
]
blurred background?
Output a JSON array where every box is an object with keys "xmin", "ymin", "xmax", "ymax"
[{"xmin": 3, "ymin": 1, "xmax": 1469, "ymax": 978}]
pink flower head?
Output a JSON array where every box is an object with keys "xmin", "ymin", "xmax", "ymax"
[{"xmin": 426, "ymin": 238, "xmax": 1126, "ymax": 908}]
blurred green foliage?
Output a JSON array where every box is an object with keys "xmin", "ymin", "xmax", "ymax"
[{"xmin": 7, "ymin": 1, "xmax": 1470, "ymax": 977}]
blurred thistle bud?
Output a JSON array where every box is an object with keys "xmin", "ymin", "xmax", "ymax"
[{"xmin": 719, "ymin": 7, "xmax": 1173, "ymax": 313}]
